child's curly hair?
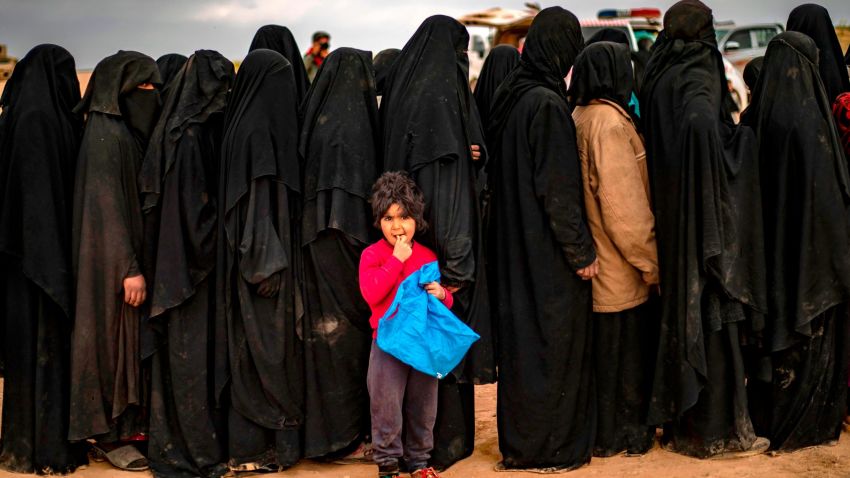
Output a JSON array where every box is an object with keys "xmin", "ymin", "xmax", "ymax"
[{"xmin": 370, "ymin": 171, "xmax": 428, "ymax": 232}]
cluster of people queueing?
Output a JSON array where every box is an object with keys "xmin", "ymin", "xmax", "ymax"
[{"xmin": 3, "ymin": 0, "xmax": 850, "ymax": 477}]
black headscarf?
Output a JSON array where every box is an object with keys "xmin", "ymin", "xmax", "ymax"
[
  {"xmin": 138, "ymin": 50, "xmax": 234, "ymax": 317},
  {"xmin": 249, "ymin": 25, "xmax": 310, "ymax": 103},
  {"xmin": 75, "ymin": 50, "xmax": 161, "ymax": 117},
  {"xmin": 568, "ymin": 41, "xmax": 634, "ymax": 112},
  {"xmin": 381, "ymin": 15, "xmax": 482, "ymax": 174},
  {"xmin": 743, "ymin": 31, "xmax": 850, "ymax": 351},
  {"xmin": 473, "ymin": 44, "xmax": 519, "ymax": 129},
  {"xmin": 156, "ymin": 53, "xmax": 188, "ymax": 90},
  {"xmin": 743, "ymin": 56, "xmax": 764, "ymax": 92},
  {"xmin": 299, "ymin": 47, "xmax": 379, "ymax": 246},
  {"xmin": 587, "ymin": 28, "xmax": 629, "ymax": 46},
  {"xmin": 373, "ymin": 48, "xmax": 400, "ymax": 96},
  {"xmin": 0, "ymin": 44, "xmax": 82, "ymax": 318},
  {"xmin": 786, "ymin": 4, "xmax": 850, "ymax": 102},
  {"xmin": 487, "ymin": 7, "xmax": 584, "ymax": 142},
  {"xmin": 845, "ymin": 44, "xmax": 850, "ymax": 65},
  {"xmin": 641, "ymin": 0, "xmax": 767, "ymax": 424}
]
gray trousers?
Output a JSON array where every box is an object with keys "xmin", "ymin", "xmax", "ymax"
[{"xmin": 367, "ymin": 340, "xmax": 438, "ymax": 470}]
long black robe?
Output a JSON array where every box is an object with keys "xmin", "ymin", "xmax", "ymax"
[
  {"xmin": 742, "ymin": 31, "xmax": 850, "ymax": 452},
  {"xmin": 138, "ymin": 50, "xmax": 234, "ymax": 478},
  {"xmin": 215, "ymin": 48, "xmax": 303, "ymax": 469},
  {"xmin": 249, "ymin": 25, "xmax": 310, "ymax": 103},
  {"xmin": 0, "ymin": 44, "xmax": 89, "ymax": 475},
  {"xmin": 298, "ymin": 48, "xmax": 377, "ymax": 459},
  {"xmin": 156, "ymin": 54, "xmax": 188, "ymax": 92},
  {"xmin": 640, "ymin": 0, "xmax": 767, "ymax": 458},
  {"xmin": 486, "ymin": 7, "xmax": 597, "ymax": 471},
  {"xmin": 786, "ymin": 4, "xmax": 850, "ymax": 104},
  {"xmin": 380, "ymin": 14, "xmax": 495, "ymax": 470},
  {"xmin": 69, "ymin": 50, "xmax": 162, "ymax": 442}
]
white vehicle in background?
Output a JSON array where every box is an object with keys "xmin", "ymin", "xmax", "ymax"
[
  {"xmin": 715, "ymin": 21, "xmax": 784, "ymax": 71},
  {"xmin": 458, "ymin": 6, "xmax": 748, "ymax": 112}
]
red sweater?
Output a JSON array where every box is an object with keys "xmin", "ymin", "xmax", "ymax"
[{"xmin": 359, "ymin": 239, "xmax": 454, "ymax": 338}]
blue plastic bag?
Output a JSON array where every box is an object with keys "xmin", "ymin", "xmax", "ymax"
[{"xmin": 377, "ymin": 261, "xmax": 480, "ymax": 379}]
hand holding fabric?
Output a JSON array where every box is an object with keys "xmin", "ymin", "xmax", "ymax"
[
  {"xmin": 424, "ymin": 281, "xmax": 447, "ymax": 300},
  {"xmin": 470, "ymin": 144, "xmax": 482, "ymax": 161}
]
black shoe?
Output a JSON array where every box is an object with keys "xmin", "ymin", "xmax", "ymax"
[{"xmin": 378, "ymin": 463, "xmax": 400, "ymax": 478}]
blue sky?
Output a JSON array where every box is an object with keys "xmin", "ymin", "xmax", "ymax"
[{"xmin": 2, "ymin": 0, "xmax": 849, "ymax": 68}]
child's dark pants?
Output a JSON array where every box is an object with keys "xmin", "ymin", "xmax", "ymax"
[{"xmin": 367, "ymin": 340, "xmax": 438, "ymax": 471}]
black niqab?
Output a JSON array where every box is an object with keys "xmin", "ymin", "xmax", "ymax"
[
  {"xmin": 156, "ymin": 53, "xmax": 188, "ymax": 90},
  {"xmin": 486, "ymin": 6, "xmax": 596, "ymax": 470},
  {"xmin": 742, "ymin": 32, "xmax": 850, "ymax": 450},
  {"xmin": 0, "ymin": 43, "xmax": 88, "ymax": 474},
  {"xmin": 473, "ymin": 44, "xmax": 519, "ymax": 129},
  {"xmin": 215, "ymin": 49, "xmax": 303, "ymax": 465},
  {"xmin": 640, "ymin": 0, "xmax": 766, "ymax": 448},
  {"xmin": 568, "ymin": 41, "xmax": 633, "ymax": 112},
  {"xmin": 298, "ymin": 47, "xmax": 377, "ymax": 458},
  {"xmin": 249, "ymin": 25, "xmax": 310, "ymax": 103},
  {"xmin": 138, "ymin": 49, "xmax": 233, "ymax": 477},
  {"xmin": 786, "ymin": 4, "xmax": 850, "ymax": 102},
  {"xmin": 69, "ymin": 50, "xmax": 161, "ymax": 442}
]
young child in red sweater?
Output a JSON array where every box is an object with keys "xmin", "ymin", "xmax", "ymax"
[{"xmin": 359, "ymin": 172, "xmax": 452, "ymax": 478}]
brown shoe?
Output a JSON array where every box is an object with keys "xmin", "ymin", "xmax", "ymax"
[{"xmin": 411, "ymin": 467, "xmax": 441, "ymax": 478}]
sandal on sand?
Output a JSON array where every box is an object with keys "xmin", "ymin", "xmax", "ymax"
[
  {"xmin": 228, "ymin": 461, "xmax": 280, "ymax": 475},
  {"xmin": 91, "ymin": 444, "xmax": 149, "ymax": 471},
  {"xmin": 332, "ymin": 442, "xmax": 374, "ymax": 465},
  {"xmin": 494, "ymin": 461, "xmax": 585, "ymax": 474}
]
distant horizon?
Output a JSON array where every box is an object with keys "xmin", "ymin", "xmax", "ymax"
[{"xmin": 2, "ymin": 0, "xmax": 849, "ymax": 69}]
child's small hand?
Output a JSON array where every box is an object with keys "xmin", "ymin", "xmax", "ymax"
[
  {"xmin": 470, "ymin": 144, "xmax": 482, "ymax": 161},
  {"xmin": 393, "ymin": 235, "xmax": 413, "ymax": 262},
  {"xmin": 424, "ymin": 282, "xmax": 446, "ymax": 300}
]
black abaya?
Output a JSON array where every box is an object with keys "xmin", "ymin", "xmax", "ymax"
[
  {"xmin": 69, "ymin": 50, "xmax": 162, "ymax": 442},
  {"xmin": 138, "ymin": 50, "xmax": 234, "ymax": 477},
  {"xmin": 640, "ymin": 0, "xmax": 767, "ymax": 458},
  {"xmin": 216, "ymin": 48, "xmax": 303, "ymax": 469},
  {"xmin": 487, "ymin": 7, "xmax": 597, "ymax": 471},
  {"xmin": 298, "ymin": 48, "xmax": 377, "ymax": 458},
  {"xmin": 0, "ymin": 44, "xmax": 88, "ymax": 474},
  {"xmin": 742, "ymin": 31, "xmax": 850, "ymax": 452},
  {"xmin": 380, "ymin": 15, "xmax": 495, "ymax": 469},
  {"xmin": 473, "ymin": 44, "xmax": 519, "ymax": 129}
]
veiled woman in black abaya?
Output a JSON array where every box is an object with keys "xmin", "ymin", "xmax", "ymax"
[
  {"xmin": 640, "ymin": 0, "xmax": 769, "ymax": 458},
  {"xmin": 156, "ymin": 54, "xmax": 188, "ymax": 91},
  {"xmin": 298, "ymin": 47, "xmax": 377, "ymax": 459},
  {"xmin": 249, "ymin": 25, "xmax": 310, "ymax": 103},
  {"xmin": 380, "ymin": 14, "xmax": 495, "ymax": 470},
  {"xmin": 786, "ymin": 4, "xmax": 850, "ymax": 104},
  {"xmin": 215, "ymin": 48, "xmax": 303, "ymax": 472},
  {"xmin": 0, "ymin": 43, "xmax": 88, "ymax": 475},
  {"xmin": 741, "ymin": 31, "xmax": 850, "ymax": 452},
  {"xmin": 473, "ymin": 44, "xmax": 519, "ymax": 129},
  {"xmin": 138, "ymin": 50, "xmax": 234, "ymax": 477},
  {"xmin": 486, "ymin": 7, "xmax": 597, "ymax": 471},
  {"xmin": 70, "ymin": 51, "xmax": 161, "ymax": 456}
]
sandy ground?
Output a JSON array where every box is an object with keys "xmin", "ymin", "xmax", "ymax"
[{"xmin": 0, "ymin": 381, "xmax": 849, "ymax": 478}]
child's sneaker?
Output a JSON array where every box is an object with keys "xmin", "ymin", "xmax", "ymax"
[
  {"xmin": 410, "ymin": 467, "xmax": 441, "ymax": 478},
  {"xmin": 378, "ymin": 463, "xmax": 400, "ymax": 478}
]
